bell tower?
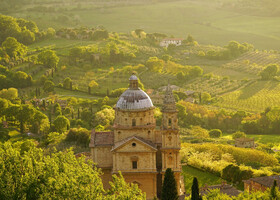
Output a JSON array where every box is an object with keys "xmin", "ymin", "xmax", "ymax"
[{"xmin": 161, "ymin": 84, "xmax": 182, "ymax": 193}]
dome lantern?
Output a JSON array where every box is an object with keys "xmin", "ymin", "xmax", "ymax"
[{"xmin": 129, "ymin": 74, "xmax": 138, "ymax": 90}]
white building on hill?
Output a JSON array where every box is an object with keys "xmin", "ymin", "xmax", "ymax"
[{"xmin": 160, "ymin": 38, "xmax": 184, "ymax": 47}]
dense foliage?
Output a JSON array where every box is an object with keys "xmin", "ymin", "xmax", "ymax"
[{"xmin": 0, "ymin": 141, "xmax": 145, "ymax": 199}]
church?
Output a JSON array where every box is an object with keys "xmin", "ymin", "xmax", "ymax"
[{"xmin": 89, "ymin": 75, "xmax": 184, "ymax": 199}]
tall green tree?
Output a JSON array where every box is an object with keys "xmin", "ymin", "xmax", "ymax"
[
  {"xmin": 53, "ymin": 115, "xmax": 70, "ymax": 133},
  {"xmin": 270, "ymin": 179, "xmax": 279, "ymax": 199},
  {"xmin": 63, "ymin": 77, "xmax": 72, "ymax": 90},
  {"xmin": 161, "ymin": 168, "xmax": 178, "ymax": 200},
  {"xmin": 260, "ymin": 64, "xmax": 279, "ymax": 80},
  {"xmin": 37, "ymin": 50, "xmax": 59, "ymax": 68},
  {"xmin": 43, "ymin": 80, "xmax": 55, "ymax": 93},
  {"xmin": 2, "ymin": 37, "xmax": 27, "ymax": 59},
  {"xmin": 191, "ymin": 177, "xmax": 201, "ymax": 200},
  {"xmin": 0, "ymin": 98, "xmax": 8, "ymax": 118}
]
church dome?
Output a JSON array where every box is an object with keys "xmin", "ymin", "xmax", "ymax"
[{"xmin": 115, "ymin": 75, "xmax": 154, "ymax": 110}]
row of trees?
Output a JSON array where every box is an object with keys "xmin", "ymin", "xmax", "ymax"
[
  {"xmin": 199, "ymin": 41, "xmax": 254, "ymax": 60},
  {"xmin": 146, "ymin": 57, "xmax": 203, "ymax": 79},
  {"xmin": 68, "ymin": 40, "xmax": 138, "ymax": 65},
  {"xmin": 57, "ymin": 27, "xmax": 109, "ymax": 41}
]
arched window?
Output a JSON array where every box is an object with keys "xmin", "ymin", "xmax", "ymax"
[
  {"xmin": 132, "ymin": 119, "xmax": 136, "ymax": 126},
  {"xmin": 168, "ymin": 155, "xmax": 173, "ymax": 165}
]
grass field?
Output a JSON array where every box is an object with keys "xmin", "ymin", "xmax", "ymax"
[
  {"xmin": 214, "ymin": 80, "xmax": 280, "ymax": 112},
  {"xmin": 6, "ymin": 0, "xmax": 280, "ymax": 50},
  {"xmin": 182, "ymin": 165, "xmax": 223, "ymax": 193}
]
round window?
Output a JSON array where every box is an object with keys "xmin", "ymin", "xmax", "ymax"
[{"xmin": 132, "ymin": 143, "xmax": 136, "ymax": 147}]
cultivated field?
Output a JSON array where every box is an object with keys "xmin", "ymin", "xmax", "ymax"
[{"xmin": 215, "ymin": 81, "xmax": 280, "ymax": 112}]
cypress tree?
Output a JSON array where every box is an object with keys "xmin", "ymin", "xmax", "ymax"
[
  {"xmin": 270, "ymin": 179, "xmax": 278, "ymax": 199},
  {"xmin": 191, "ymin": 177, "xmax": 201, "ymax": 200},
  {"xmin": 161, "ymin": 168, "xmax": 178, "ymax": 200},
  {"xmin": 42, "ymin": 99, "xmax": 46, "ymax": 109}
]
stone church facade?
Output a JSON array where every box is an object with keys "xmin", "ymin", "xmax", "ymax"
[{"xmin": 90, "ymin": 75, "xmax": 184, "ymax": 199}]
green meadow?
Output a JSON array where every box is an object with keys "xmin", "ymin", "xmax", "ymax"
[{"xmin": 182, "ymin": 165, "xmax": 223, "ymax": 193}]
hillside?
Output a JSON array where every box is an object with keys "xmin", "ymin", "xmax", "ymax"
[{"xmin": 2, "ymin": 0, "xmax": 280, "ymax": 50}]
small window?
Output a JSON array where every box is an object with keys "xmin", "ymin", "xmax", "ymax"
[
  {"xmin": 132, "ymin": 119, "xmax": 136, "ymax": 126},
  {"xmin": 132, "ymin": 161, "xmax": 137, "ymax": 169},
  {"xmin": 132, "ymin": 143, "xmax": 136, "ymax": 147},
  {"xmin": 118, "ymin": 131, "xmax": 121, "ymax": 134},
  {"xmin": 168, "ymin": 118, "xmax": 172, "ymax": 126},
  {"xmin": 148, "ymin": 130, "xmax": 151, "ymax": 135}
]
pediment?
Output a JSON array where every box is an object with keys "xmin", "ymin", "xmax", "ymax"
[{"xmin": 112, "ymin": 136, "xmax": 157, "ymax": 152}]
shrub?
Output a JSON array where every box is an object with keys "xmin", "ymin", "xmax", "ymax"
[
  {"xmin": 209, "ymin": 129, "xmax": 222, "ymax": 138},
  {"xmin": 232, "ymin": 131, "xmax": 246, "ymax": 139},
  {"xmin": 222, "ymin": 164, "xmax": 253, "ymax": 184},
  {"xmin": 66, "ymin": 128, "xmax": 90, "ymax": 146}
]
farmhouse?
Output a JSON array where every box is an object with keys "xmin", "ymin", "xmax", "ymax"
[
  {"xmin": 160, "ymin": 38, "xmax": 184, "ymax": 47},
  {"xmin": 243, "ymin": 175, "xmax": 280, "ymax": 192},
  {"xmin": 90, "ymin": 75, "xmax": 185, "ymax": 199},
  {"xmin": 234, "ymin": 137, "xmax": 255, "ymax": 148}
]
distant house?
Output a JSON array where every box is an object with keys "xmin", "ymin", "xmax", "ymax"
[
  {"xmin": 243, "ymin": 176, "xmax": 280, "ymax": 192},
  {"xmin": 235, "ymin": 138, "xmax": 255, "ymax": 148},
  {"xmin": 160, "ymin": 38, "xmax": 184, "ymax": 47},
  {"xmin": 200, "ymin": 183, "xmax": 241, "ymax": 197}
]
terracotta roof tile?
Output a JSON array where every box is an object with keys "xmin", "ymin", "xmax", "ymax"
[
  {"xmin": 89, "ymin": 131, "xmax": 114, "ymax": 147},
  {"xmin": 244, "ymin": 176, "xmax": 280, "ymax": 188},
  {"xmin": 200, "ymin": 184, "xmax": 241, "ymax": 197},
  {"xmin": 235, "ymin": 138, "xmax": 254, "ymax": 142}
]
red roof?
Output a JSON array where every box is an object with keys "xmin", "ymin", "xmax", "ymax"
[{"xmin": 89, "ymin": 131, "xmax": 114, "ymax": 147}]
